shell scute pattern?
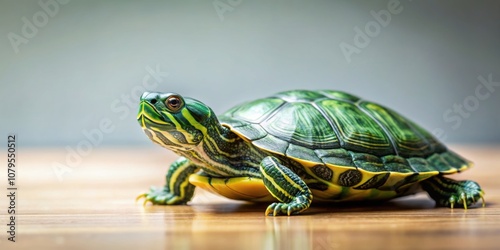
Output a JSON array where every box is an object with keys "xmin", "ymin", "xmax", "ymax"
[
  {"xmin": 317, "ymin": 99, "xmax": 393, "ymax": 155},
  {"xmin": 262, "ymin": 102, "xmax": 340, "ymax": 149},
  {"xmin": 349, "ymin": 152, "xmax": 385, "ymax": 172},
  {"xmin": 381, "ymin": 155, "xmax": 414, "ymax": 173},
  {"xmin": 407, "ymin": 158, "xmax": 435, "ymax": 173},
  {"xmin": 310, "ymin": 165, "xmax": 334, "ymax": 181},
  {"xmin": 338, "ymin": 170, "xmax": 363, "ymax": 187},
  {"xmin": 359, "ymin": 101, "xmax": 434, "ymax": 157},
  {"xmin": 354, "ymin": 173, "xmax": 390, "ymax": 190},
  {"xmin": 286, "ymin": 144, "xmax": 322, "ymax": 164},
  {"xmin": 219, "ymin": 90, "xmax": 470, "ymax": 190},
  {"xmin": 314, "ymin": 148, "xmax": 355, "ymax": 167},
  {"xmin": 231, "ymin": 98, "xmax": 285, "ymax": 123}
]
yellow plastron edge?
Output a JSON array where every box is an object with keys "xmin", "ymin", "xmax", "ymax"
[{"xmin": 189, "ymin": 174, "xmax": 276, "ymax": 202}]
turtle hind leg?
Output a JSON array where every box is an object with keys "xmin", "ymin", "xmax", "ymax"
[
  {"xmin": 260, "ymin": 156, "xmax": 313, "ymax": 216},
  {"xmin": 420, "ymin": 175, "xmax": 485, "ymax": 209}
]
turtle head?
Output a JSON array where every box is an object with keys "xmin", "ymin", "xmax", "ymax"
[{"xmin": 137, "ymin": 92, "xmax": 213, "ymax": 149}]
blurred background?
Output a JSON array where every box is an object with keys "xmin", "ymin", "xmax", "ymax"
[{"xmin": 1, "ymin": 0, "xmax": 499, "ymax": 148}]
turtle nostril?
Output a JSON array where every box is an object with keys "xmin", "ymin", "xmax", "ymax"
[{"xmin": 150, "ymin": 99, "xmax": 157, "ymax": 105}]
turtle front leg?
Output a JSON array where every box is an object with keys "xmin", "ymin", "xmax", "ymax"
[
  {"xmin": 420, "ymin": 175, "xmax": 485, "ymax": 209},
  {"xmin": 137, "ymin": 157, "xmax": 199, "ymax": 205},
  {"xmin": 259, "ymin": 156, "xmax": 313, "ymax": 216}
]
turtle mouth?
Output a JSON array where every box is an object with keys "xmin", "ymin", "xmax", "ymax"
[{"xmin": 137, "ymin": 101, "xmax": 173, "ymax": 130}]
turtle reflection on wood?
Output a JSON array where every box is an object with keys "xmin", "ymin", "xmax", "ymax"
[{"xmin": 136, "ymin": 90, "xmax": 484, "ymax": 216}]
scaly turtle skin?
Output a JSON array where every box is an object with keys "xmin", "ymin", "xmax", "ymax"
[{"xmin": 136, "ymin": 90, "xmax": 484, "ymax": 216}]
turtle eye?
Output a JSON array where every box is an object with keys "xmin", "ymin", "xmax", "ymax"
[{"xmin": 165, "ymin": 95, "xmax": 184, "ymax": 112}]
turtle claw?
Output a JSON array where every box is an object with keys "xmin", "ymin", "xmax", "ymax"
[
  {"xmin": 265, "ymin": 203, "xmax": 288, "ymax": 216},
  {"xmin": 422, "ymin": 177, "xmax": 485, "ymax": 209},
  {"xmin": 265, "ymin": 201, "xmax": 307, "ymax": 216},
  {"xmin": 135, "ymin": 193, "xmax": 148, "ymax": 205},
  {"xmin": 264, "ymin": 203, "xmax": 274, "ymax": 216},
  {"xmin": 136, "ymin": 186, "xmax": 187, "ymax": 205},
  {"xmin": 448, "ymin": 190, "xmax": 485, "ymax": 210}
]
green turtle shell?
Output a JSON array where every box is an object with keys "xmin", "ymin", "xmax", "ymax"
[{"xmin": 218, "ymin": 90, "xmax": 470, "ymax": 199}]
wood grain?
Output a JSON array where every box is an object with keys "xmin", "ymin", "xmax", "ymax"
[{"xmin": 1, "ymin": 145, "xmax": 499, "ymax": 250}]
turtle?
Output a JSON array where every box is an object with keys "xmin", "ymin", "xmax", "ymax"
[{"xmin": 136, "ymin": 90, "xmax": 484, "ymax": 216}]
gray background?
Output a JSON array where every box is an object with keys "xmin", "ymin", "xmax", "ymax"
[{"xmin": 1, "ymin": 0, "xmax": 499, "ymax": 148}]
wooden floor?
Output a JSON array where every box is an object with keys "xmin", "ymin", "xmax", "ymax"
[{"xmin": 2, "ymin": 145, "xmax": 499, "ymax": 250}]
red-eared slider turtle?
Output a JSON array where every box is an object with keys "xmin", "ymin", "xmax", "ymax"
[{"xmin": 136, "ymin": 90, "xmax": 484, "ymax": 216}]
